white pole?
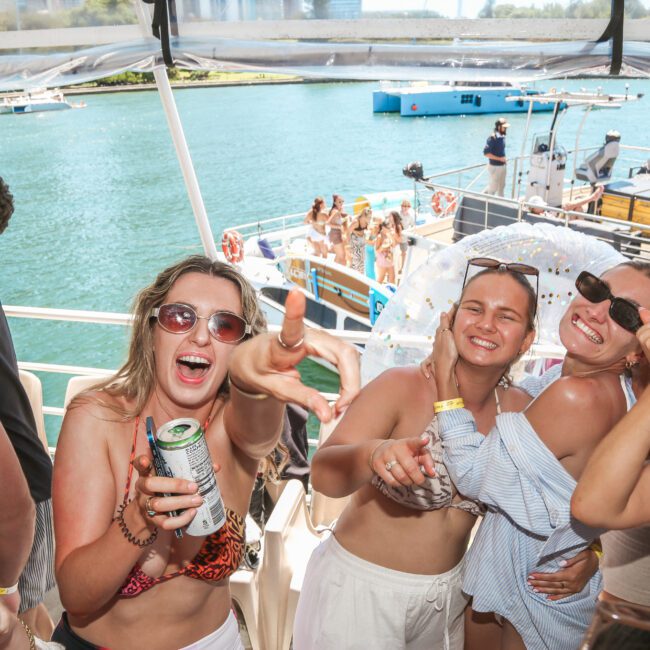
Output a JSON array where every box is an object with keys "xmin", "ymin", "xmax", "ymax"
[
  {"xmin": 135, "ymin": 4, "xmax": 218, "ymax": 259},
  {"xmin": 152, "ymin": 67, "xmax": 218, "ymax": 258}
]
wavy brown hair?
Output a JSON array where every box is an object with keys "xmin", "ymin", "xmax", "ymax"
[
  {"xmin": 76, "ymin": 255, "xmax": 288, "ymax": 477},
  {"xmin": 309, "ymin": 196, "xmax": 325, "ymax": 223}
]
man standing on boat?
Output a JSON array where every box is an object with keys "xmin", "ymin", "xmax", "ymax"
[
  {"xmin": 0, "ymin": 177, "xmax": 55, "ymax": 642},
  {"xmin": 484, "ymin": 117, "xmax": 509, "ymax": 196}
]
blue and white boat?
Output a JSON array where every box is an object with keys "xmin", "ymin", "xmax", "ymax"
[
  {"xmin": 373, "ymin": 81, "xmax": 557, "ymax": 117},
  {"xmin": 0, "ymin": 88, "xmax": 73, "ymax": 114}
]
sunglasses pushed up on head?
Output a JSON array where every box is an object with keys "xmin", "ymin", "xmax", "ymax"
[
  {"xmin": 463, "ymin": 257, "xmax": 540, "ymax": 315},
  {"xmin": 151, "ymin": 303, "xmax": 252, "ymax": 344},
  {"xmin": 575, "ymin": 271, "xmax": 643, "ymax": 334}
]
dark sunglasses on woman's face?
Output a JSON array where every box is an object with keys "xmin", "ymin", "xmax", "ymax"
[
  {"xmin": 151, "ymin": 303, "xmax": 252, "ymax": 343},
  {"xmin": 462, "ymin": 257, "xmax": 540, "ymax": 315},
  {"xmin": 575, "ymin": 271, "xmax": 643, "ymax": 334}
]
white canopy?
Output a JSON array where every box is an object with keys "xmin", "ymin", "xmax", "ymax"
[{"xmin": 1, "ymin": 1, "xmax": 649, "ymax": 91}]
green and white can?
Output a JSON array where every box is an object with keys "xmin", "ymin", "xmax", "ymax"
[{"xmin": 156, "ymin": 417, "xmax": 226, "ymax": 536}]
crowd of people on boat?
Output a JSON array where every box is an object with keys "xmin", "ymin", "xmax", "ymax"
[
  {"xmin": 304, "ymin": 194, "xmax": 415, "ymax": 284},
  {"xmin": 1, "ymin": 172, "xmax": 650, "ymax": 650}
]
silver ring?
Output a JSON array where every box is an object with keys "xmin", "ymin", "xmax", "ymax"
[
  {"xmin": 145, "ymin": 497, "xmax": 156, "ymax": 518},
  {"xmin": 385, "ymin": 460, "xmax": 398, "ymax": 472},
  {"xmin": 440, "ymin": 328, "xmax": 451, "ymax": 332},
  {"xmin": 277, "ymin": 332, "xmax": 304, "ymax": 350}
]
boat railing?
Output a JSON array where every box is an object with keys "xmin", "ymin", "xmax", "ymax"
[
  {"xmin": 421, "ymin": 143, "xmax": 650, "ymax": 204},
  {"xmin": 417, "ymin": 178, "xmax": 650, "ymax": 262},
  {"xmin": 6, "ymin": 304, "xmax": 565, "ymax": 452},
  {"xmin": 223, "ymin": 211, "xmax": 307, "ymax": 240}
]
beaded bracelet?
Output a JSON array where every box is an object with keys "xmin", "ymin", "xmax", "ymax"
[
  {"xmin": 115, "ymin": 500, "xmax": 158, "ymax": 548},
  {"xmin": 18, "ymin": 618, "xmax": 36, "ymax": 650},
  {"xmin": 433, "ymin": 398, "xmax": 465, "ymax": 414}
]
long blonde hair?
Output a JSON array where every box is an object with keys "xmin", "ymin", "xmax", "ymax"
[{"xmin": 90, "ymin": 255, "xmax": 267, "ymax": 419}]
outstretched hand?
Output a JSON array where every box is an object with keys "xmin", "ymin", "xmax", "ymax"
[{"xmin": 228, "ymin": 289, "xmax": 360, "ymax": 422}]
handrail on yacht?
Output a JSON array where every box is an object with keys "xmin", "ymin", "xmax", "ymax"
[
  {"xmin": 224, "ymin": 211, "xmax": 305, "ymax": 235},
  {"xmin": 8, "ymin": 303, "xmax": 565, "ymax": 449}
]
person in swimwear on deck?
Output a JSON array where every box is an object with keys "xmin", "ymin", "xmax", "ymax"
[
  {"xmin": 432, "ymin": 260, "xmax": 650, "ymax": 650},
  {"xmin": 51, "ymin": 255, "xmax": 359, "ymax": 650},
  {"xmin": 305, "ymin": 197, "xmax": 328, "ymax": 258},
  {"xmin": 293, "ymin": 259, "xmax": 597, "ymax": 650}
]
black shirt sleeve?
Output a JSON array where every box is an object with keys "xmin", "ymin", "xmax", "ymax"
[{"xmin": 0, "ymin": 302, "xmax": 52, "ymax": 502}]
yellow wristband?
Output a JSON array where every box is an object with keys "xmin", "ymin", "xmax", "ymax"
[
  {"xmin": 0, "ymin": 582, "xmax": 18, "ymax": 595},
  {"xmin": 433, "ymin": 398, "xmax": 465, "ymax": 414},
  {"xmin": 589, "ymin": 541, "xmax": 604, "ymax": 561}
]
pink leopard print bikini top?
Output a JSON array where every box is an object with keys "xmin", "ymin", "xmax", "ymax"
[{"xmin": 118, "ymin": 418, "xmax": 245, "ymax": 598}]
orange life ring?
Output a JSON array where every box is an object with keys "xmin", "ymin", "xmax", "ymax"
[
  {"xmin": 221, "ymin": 230, "xmax": 245, "ymax": 264},
  {"xmin": 431, "ymin": 191, "xmax": 458, "ymax": 216}
]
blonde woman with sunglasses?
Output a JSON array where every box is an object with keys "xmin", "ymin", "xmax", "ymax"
[
  {"xmin": 294, "ymin": 259, "xmax": 596, "ymax": 650},
  {"xmin": 432, "ymin": 260, "xmax": 650, "ymax": 650},
  {"xmin": 51, "ymin": 255, "xmax": 359, "ymax": 650}
]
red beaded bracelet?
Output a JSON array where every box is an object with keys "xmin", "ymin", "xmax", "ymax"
[{"xmin": 115, "ymin": 500, "xmax": 158, "ymax": 548}]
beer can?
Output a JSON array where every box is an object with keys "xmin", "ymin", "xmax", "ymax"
[{"xmin": 156, "ymin": 418, "xmax": 226, "ymax": 536}]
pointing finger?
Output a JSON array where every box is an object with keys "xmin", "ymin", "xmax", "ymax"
[{"xmin": 278, "ymin": 289, "xmax": 306, "ymax": 350}]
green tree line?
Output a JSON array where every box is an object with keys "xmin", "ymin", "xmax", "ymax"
[{"xmin": 480, "ymin": 0, "xmax": 649, "ymax": 19}]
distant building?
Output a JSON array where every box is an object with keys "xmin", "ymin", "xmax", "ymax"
[
  {"xmin": 328, "ymin": 0, "xmax": 361, "ymax": 19},
  {"xmin": 178, "ymin": 0, "xmax": 309, "ymax": 20}
]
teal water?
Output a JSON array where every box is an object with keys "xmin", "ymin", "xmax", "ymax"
[{"xmin": 2, "ymin": 79, "xmax": 649, "ymax": 443}]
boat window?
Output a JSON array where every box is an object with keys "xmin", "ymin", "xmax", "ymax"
[
  {"xmin": 260, "ymin": 287, "xmax": 289, "ymax": 304},
  {"xmin": 305, "ymin": 299, "xmax": 337, "ymax": 329},
  {"xmin": 461, "ymin": 94, "xmax": 474, "ymax": 104},
  {"xmin": 343, "ymin": 318, "xmax": 371, "ymax": 332}
]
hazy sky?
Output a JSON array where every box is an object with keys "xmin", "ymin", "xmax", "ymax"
[{"xmin": 362, "ymin": 1, "xmax": 650, "ymax": 17}]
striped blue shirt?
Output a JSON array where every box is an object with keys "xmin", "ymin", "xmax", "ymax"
[{"xmin": 437, "ymin": 366, "xmax": 635, "ymax": 650}]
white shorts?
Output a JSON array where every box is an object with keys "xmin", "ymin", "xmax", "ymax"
[
  {"xmin": 293, "ymin": 534, "xmax": 467, "ymax": 650},
  {"xmin": 308, "ymin": 228, "xmax": 328, "ymax": 243},
  {"xmin": 180, "ymin": 611, "xmax": 243, "ymax": 650}
]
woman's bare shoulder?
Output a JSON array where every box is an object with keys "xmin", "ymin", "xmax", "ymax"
[
  {"xmin": 63, "ymin": 390, "xmax": 132, "ymax": 437},
  {"xmin": 372, "ymin": 366, "xmax": 431, "ymax": 401},
  {"xmin": 499, "ymin": 385, "xmax": 533, "ymax": 412}
]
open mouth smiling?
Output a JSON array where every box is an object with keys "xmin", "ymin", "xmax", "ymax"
[
  {"xmin": 176, "ymin": 354, "xmax": 212, "ymax": 380},
  {"xmin": 571, "ymin": 315, "xmax": 603, "ymax": 345},
  {"xmin": 469, "ymin": 336, "xmax": 498, "ymax": 351}
]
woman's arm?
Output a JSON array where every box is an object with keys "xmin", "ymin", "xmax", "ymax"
[
  {"xmin": 326, "ymin": 210, "xmax": 340, "ymax": 227},
  {"xmin": 572, "ymin": 309, "xmax": 650, "ymax": 528},
  {"xmin": 224, "ymin": 290, "xmax": 360, "ymax": 461},
  {"xmin": 0, "ymin": 422, "xmax": 35, "ymax": 588},
  {"xmin": 311, "ymin": 368, "xmax": 434, "ymax": 498},
  {"xmin": 53, "ymin": 403, "xmax": 200, "ymax": 616},
  {"xmin": 571, "ymin": 388, "xmax": 650, "ymax": 528}
]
